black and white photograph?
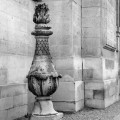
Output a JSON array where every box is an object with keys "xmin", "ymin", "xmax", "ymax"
[{"xmin": 0, "ymin": 0, "xmax": 120, "ymax": 120}]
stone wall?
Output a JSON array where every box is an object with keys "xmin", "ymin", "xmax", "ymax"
[
  {"xmin": 0, "ymin": 0, "xmax": 35, "ymax": 119},
  {"xmin": 82, "ymin": 0, "xmax": 119, "ymax": 108},
  {"xmin": 0, "ymin": 0, "xmax": 118, "ymax": 118}
]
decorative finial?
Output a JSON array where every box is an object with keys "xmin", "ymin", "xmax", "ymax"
[{"xmin": 33, "ymin": 3, "xmax": 50, "ymax": 24}]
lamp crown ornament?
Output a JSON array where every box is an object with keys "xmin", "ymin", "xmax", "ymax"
[
  {"xmin": 33, "ymin": 3, "xmax": 50, "ymax": 24},
  {"xmin": 27, "ymin": 2, "xmax": 63, "ymax": 120},
  {"xmin": 31, "ymin": 3, "xmax": 53, "ymax": 36}
]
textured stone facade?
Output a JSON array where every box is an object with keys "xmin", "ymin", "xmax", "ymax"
[
  {"xmin": 0, "ymin": 0, "xmax": 35, "ymax": 119},
  {"xmin": 45, "ymin": 0, "xmax": 84, "ymax": 112},
  {"xmin": 0, "ymin": 0, "xmax": 119, "ymax": 119},
  {"xmin": 82, "ymin": 0, "xmax": 119, "ymax": 108}
]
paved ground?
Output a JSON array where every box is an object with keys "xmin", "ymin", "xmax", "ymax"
[{"xmin": 16, "ymin": 100, "xmax": 120, "ymax": 120}]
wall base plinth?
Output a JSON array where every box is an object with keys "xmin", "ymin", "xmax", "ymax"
[
  {"xmin": 85, "ymin": 79, "xmax": 119, "ymax": 109},
  {"xmin": 53, "ymin": 99, "xmax": 84, "ymax": 112},
  {"xmin": 52, "ymin": 81, "xmax": 84, "ymax": 112}
]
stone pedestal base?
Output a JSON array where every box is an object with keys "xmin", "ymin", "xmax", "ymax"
[
  {"xmin": 30, "ymin": 97, "xmax": 63, "ymax": 120},
  {"xmin": 30, "ymin": 113, "xmax": 63, "ymax": 120}
]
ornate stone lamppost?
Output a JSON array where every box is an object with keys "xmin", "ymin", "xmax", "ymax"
[{"xmin": 27, "ymin": 2, "xmax": 63, "ymax": 120}]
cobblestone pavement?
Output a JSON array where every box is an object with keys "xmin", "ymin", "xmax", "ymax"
[{"xmin": 16, "ymin": 100, "xmax": 120, "ymax": 120}]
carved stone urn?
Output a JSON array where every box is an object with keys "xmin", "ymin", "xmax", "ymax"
[{"xmin": 27, "ymin": 3, "xmax": 63, "ymax": 120}]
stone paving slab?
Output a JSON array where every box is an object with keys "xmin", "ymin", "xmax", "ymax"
[
  {"xmin": 16, "ymin": 100, "xmax": 120, "ymax": 120},
  {"xmin": 114, "ymin": 114, "xmax": 120, "ymax": 120}
]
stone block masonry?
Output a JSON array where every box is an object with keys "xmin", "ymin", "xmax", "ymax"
[
  {"xmin": 0, "ymin": 0, "xmax": 35, "ymax": 119},
  {"xmin": 0, "ymin": 84, "xmax": 28, "ymax": 120},
  {"xmin": 0, "ymin": 0, "xmax": 118, "ymax": 119},
  {"xmin": 85, "ymin": 79, "xmax": 119, "ymax": 108},
  {"xmin": 52, "ymin": 81, "xmax": 84, "ymax": 112},
  {"xmin": 82, "ymin": 0, "xmax": 119, "ymax": 109},
  {"xmin": 40, "ymin": 0, "xmax": 119, "ymax": 112},
  {"xmin": 41, "ymin": 0, "xmax": 84, "ymax": 112}
]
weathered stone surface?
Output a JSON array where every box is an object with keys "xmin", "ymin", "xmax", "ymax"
[
  {"xmin": 0, "ymin": 7, "xmax": 34, "ymax": 120},
  {"xmin": 85, "ymin": 79, "xmax": 119, "ymax": 108},
  {"xmin": 53, "ymin": 69, "xmax": 82, "ymax": 83},
  {"xmin": 74, "ymin": 69, "xmax": 82, "ymax": 81},
  {"xmin": 0, "ymin": 110, "xmax": 8, "ymax": 120},
  {"xmin": 105, "ymin": 59, "xmax": 114, "ymax": 69},
  {"xmin": 82, "ymin": 27, "xmax": 100, "ymax": 38},
  {"xmin": 82, "ymin": 0, "xmax": 101, "ymax": 7},
  {"xmin": 104, "ymin": 95, "xmax": 119, "ymax": 108},
  {"xmin": 82, "ymin": 38, "xmax": 101, "ymax": 57},
  {"xmin": 85, "ymin": 90, "xmax": 93, "ymax": 99},
  {"xmin": 7, "ymin": 55, "xmax": 33, "ymax": 84},
  {"xmin": 55, "ymin": 57, "xmax": 74, "ymax": 70},
  {"xmin": 93, "ymin": 90, "xmax": 104, "ymax": 100},
  {"xmin": 0, "ymin": 97, "xmax": 13, "ymax": 110},
  {"xmin": 0, "ymin": 67, "xmax": 7, "ymax": 85},
  {"xmin": 102, "ymin": 48, "xmax": 116, "ymax": 58},
  {"xmin": 85, "ymin": 94, "xmax": 119, "ymax": 109},
  {"xmin": 52, "ymin": 81, "xmax": 84, "ymax": 112},
  {"xmin": 28, "ymin": 102, "xmax": 34, "ymax": 115},
  {"xmin": 48, "ymin": 0, "xmax": 72, "ymax": 49},
  {"xmin": 50, "ymin": 45, "xmax": 73, "ymax": 58},
  {"xmin": 105, "ymin": 86, "xmax": 118, "ymax": 98},
  {"xmin": 82, "ymin": 2, "xmax": 101, "ymax": 58},
  {"xmin": 83, "ymin": 58, "xmax": 102, "ymax": 81},
  {"xmin": 0, "ymin": 0, "xmax": 117, "ymax": 118},
  {"xmin": 103, "ymin": 59, "xmax": 118, "ymax": 80},
  {"xmin": 30, "ymin": 112, "xmax": 63, "ymax": 120},
  {"xmin": 13, "ymin": 94, "xmax": 28, "ymax": 107},
  {"xmin": 43, "ymin": 1, "xmax": 82, "ymax": 113},
  {"xmin": 85, "ymin": 82, "xmax": 104, "ymax": 90},
  {"xmin": 7, "ymin": 105, "xmax": 27, "ymax": 120},
  {"xmin": 82, "ymin": 7, "xmax": 100, "ymax": 18},
  {"xmin": 82, "ymin": 17, "xmax": 100, "ymax": 28},
  {"xmin": 53, "ymin": 100, "xmax": 84, "ymax": 112},
  {"xmin": 101, "ymin": 1, "xmax": 116, "ymax": 49},
  {"xmin": 28, "ymin": 90, "xmax": 35, "ymax": 114},
  {"xmin": 72, "ymin": 1, "xmax": 81, "ymax": 55},
  {"xmin": 83, "ymin": 57, "xmax": 118, "ymax": 81},
  {"xmin": 0, "ymin": 0, "xmax": 34, "ymax": 56},
  {"xmin": 59, "ymin": 45, "xmax": 73, "ymax": 57},
  {"xmin": 0, "ymin": 83, "xmax": 27, "ymax": 98},
  {"xmin": 56, "ymin": 69, "xmax": 74, "ymax": 82},
  {"xmin": 52, "ymin": 81, "xmax": 84, "ymax": 102},
  {"xmin": 85, "ymin": 99, "xmax": 105, "ymax": 108}
]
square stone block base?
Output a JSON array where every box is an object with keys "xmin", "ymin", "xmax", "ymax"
[
  {"xmin": 52, "ymin": 81, "xmax": 84, "ymax": 112},
  {"xmin": 30, "ymin": 113, "xmax": 63, "ymax": 120},
  {"xmin": 85, "ymin": 79, "xmax": 119, "ymax": 109}
]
